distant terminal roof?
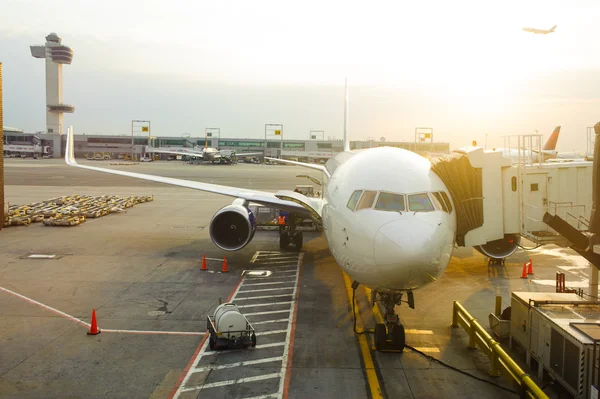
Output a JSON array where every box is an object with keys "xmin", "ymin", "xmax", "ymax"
[{"xmin": 3, "ymin": 126, "xmax": 24, "ymax": 133}]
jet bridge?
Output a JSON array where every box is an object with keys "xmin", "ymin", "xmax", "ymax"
[{"xmin": 432, "ymin": 142, "xmax": 593, "ymax": 259}]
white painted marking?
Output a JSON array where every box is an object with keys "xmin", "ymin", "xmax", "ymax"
[
  {"xmin": 192, "ymin": 356, "xmax": 283, "ymax": 372},
  {"xmin": 172, "ymin": 278, "xmax": 246, "ymax": 399},
  {"xmin": 0, "ymin": 286, "xmax": 90, "ymax": 327},
  {"xmin": 251, "ymin": 318, "xmax": 290, "ymax": 325},
  {"xmin": 240, "ymin": 394, "xmax": 280, "ymax": 399},
  {"xmin": 237, "ymin": 301, "xmax": 293, "ymax": 308},
  {"xmin": 197, "ymin": 342, "xmax": 286, "ymax": 357},
  {"xmin": 148, "ymin": 310, "xmax": 166, "ymax": 316},
  {"xmin": 234, "ymin": 294, "xmax": 293, "ymax": 301},
  {"xmin": 180, "ymin": 372, "xmax": 281, "ymax": 392},
  {"xmin": 276, "ymin": 251, "xmax": 302, "ymax": 398},
  {"xmin": 256, "ymin": 329, "xmax": 287, "ymax": 336},
  {"xmin": 101, "ymin": 329, "xmax": 205, "ymax": 336},
  {"xmin": 558, "ymin": 265, "xmax": 591, "ymax": 271},
  {"xmin": 531, "ymin": 279, "xmax": 589, "ymax": 288},
  {"xmin": 243, "ymin": 281, "xmax": 295, "ymax": 286},
  {"xmin": 243, "ymin": 309, "xmax": 291, "ymax": 317},
  {"xmin": 27, "ymin": 254, "xmax": 57, "ymax": 259},
  {"xmin": 242, "ymin": 270, "xmax": 273, "ymax": 277},
  {"xmin": 237, "ymin": 287, "xmax": 294, "ymax": 294},
  {"xmin": 173, "ymin": 250, "xmax": 301, "ymax": 399},
  {"xmin": 249, "ymin": 252, "xmax": 261, "ymax": 264}
]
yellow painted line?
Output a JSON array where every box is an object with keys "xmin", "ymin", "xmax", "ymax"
[
  {"xmin": 405, "ymin": 329, "xmax": 434, "ymax": 335},
  {"xmin": 412, "ymin": 347, "xmax": 440, "ymax": 353},
  {"xmin": 343, "ymin": 273, "xmax": 383, "ymax": 399}
]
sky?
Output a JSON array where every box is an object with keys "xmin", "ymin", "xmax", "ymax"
[{"xmin": 1, "ymin": 0, "xmax": 600, "ymax": 151}]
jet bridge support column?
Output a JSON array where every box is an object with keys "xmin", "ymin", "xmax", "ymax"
[{"xmin": 590, "ymin": 263, "xmax": 598, "ymax": 298}]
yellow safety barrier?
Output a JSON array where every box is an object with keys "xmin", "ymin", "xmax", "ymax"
[{"xmin": 451, "ymin": 301, "xmax": 548, "ymax": 399}]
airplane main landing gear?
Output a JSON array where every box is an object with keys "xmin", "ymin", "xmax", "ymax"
[{"xmin": 372, "ymin": 291, "xmax": 414, "ymax": 352}]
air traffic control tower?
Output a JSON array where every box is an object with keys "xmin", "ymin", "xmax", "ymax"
[{"xmin": 30, "ymin": 32, "xmax": 74, "ymax": 156}]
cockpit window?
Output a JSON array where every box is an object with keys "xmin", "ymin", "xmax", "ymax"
[
  {"xmin": 431, "ymin": 192, "xmax": 448, "ymax": 212},
  {"xmin": 356, "ymin": 190, "xmax": 377, "ymax": 210},
  {"xmin": 347, "ymin": 190, "xmax": 363, "ymax": 211},
  {"xmin": 374, "ymin": 192, "xmax": 405, "ymax": 212},
  {"xmin": 408, "ymin": 193, "xmax": 435, "ymax": 212},
  {"xmin": 440, "ymin": 192, "xmax": 453, "ymax": 213}
]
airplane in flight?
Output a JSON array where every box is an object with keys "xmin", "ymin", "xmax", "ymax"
[
  {"xmin": 522, "ymin": 25, "xmax": 557, "ymax": 35},
  {"xmin": 146, "ymin": 146, "xmax": 262, "ymax": 164},
  {"xmin": 64, "ymin": 84, "xmax": 514, "ymax": 352}
]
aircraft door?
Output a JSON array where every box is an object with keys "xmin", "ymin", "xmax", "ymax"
[{"xmin": 524, "ymin": 173, "xmax": 548, "ymax": 233}]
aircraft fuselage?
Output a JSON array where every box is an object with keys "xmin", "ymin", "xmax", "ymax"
[{"xmin": 321, "ymin": 147, "xmax": 456, "ymax": 293}]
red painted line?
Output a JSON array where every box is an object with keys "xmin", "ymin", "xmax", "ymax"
[
  {"xmin": 283, "ymin": 252, "xmax": 303, "ymax": 399},
  {"xmin": 168, "ymin": 277, "xmax": 244, "ymax": 399}
]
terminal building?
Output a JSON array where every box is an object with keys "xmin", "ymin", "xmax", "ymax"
[{"xmin": 2, "ymin": 129, "xmax": 450, "ymax": 161}]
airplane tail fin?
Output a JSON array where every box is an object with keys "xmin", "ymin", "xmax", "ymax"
[
  {"xmin": 543, "ymin": 126, "xmax": 561, "ymax": 150},
  {"xmin": 343, "ymin": 79, "xmax": 350, "ymax": 152},
  {"xmin": 550, "ymin": 25, "xmax": 557, "ymax": 32}
]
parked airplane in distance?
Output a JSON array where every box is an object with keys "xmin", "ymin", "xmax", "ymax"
[
  {"xmin": 146, "ymin": 146, "xmax": 262, "ymax": 164},
  {"xmin": 523, "ymin": 25, "xmax": 557, "ymax": 34},
  {"xmin": 64, "ymin": 83, "xmax": 516, "ymax": 352},
  {"xmin": 490, "ymin": 126, "xmax": 561, "ymax": 163}
]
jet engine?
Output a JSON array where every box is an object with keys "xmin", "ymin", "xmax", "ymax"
[
  {"xmin": 474, "ymin": 233, "xmax": 521, "ymax": 259},
  {"xmin": 209, "ymin": 199, "xmax": 256, "ymax": 251}
]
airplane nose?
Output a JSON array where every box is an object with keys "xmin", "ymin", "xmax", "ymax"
[{"xmin": 373, "ymin": 219, "xmax": 435, "ymax": 266}]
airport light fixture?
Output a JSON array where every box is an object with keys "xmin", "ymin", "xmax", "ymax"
[
  {"xmin": 309, "ymin": 130, "xmax": 324, "ymax": 141},
  {"xmin": 131, "ymin": 120, "xmax": 150, "ymax": 160},
  {"xmin": 265, "ymin": 124, "xmax": 283, "ymax": 158},
  {"xmin": 205, "ymin": 128, "xmax": 220, "ymax": 148}
]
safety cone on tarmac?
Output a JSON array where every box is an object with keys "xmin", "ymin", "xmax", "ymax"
[
  {"xmin": 87, "ymin": 309, "xmax": 101, "ymax": 335},
  {"xmin": 221, "ymin": 257, "xmax": 229, "ymax": 273},
  {"xmin": 521, "ymin": 263, "xmax": 528, "ymax": 279},
  {"xmin": 201, "ymin": 254, "xmax": 207, "ymax": 271},
  {"xmin": 527, "ymin": 259, "xmax": 534, "ymax": 275}
]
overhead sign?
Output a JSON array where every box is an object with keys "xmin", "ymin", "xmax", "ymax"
[
  {"xmin": 274, "ymin": 130, "xmax": 281, "ymax": 136},
  {"xmin": 206, "ymin": 132, "xmax": 212, "ymax": 137},
  {"xmin": 142, "ymin": 127, "xmax": 149, "ymax": 132}
]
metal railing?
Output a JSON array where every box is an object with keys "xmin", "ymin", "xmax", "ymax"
[{"xmin": 451, "ymin": 301, "xmax": 548, "ymax": 399}]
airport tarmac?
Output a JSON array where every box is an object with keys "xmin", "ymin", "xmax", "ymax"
[{"xmin": 0, "ymin": 158, "xmax": 585, "ymax": 398}]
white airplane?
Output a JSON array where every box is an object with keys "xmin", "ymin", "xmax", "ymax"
[
  {"xmin": 490, "ymin": 126, "xmax": 561, "ymax": 163},
  {"xmin": 146, "ymin": 146, "xmax": 262, "ymax": 164},
  {"xmin": 65, "ymin": 84, "xmax": 514, "ymax": 351},
  {"xmin": 522, "ymin": 25, "xmax": 557, "ymax": 34}
]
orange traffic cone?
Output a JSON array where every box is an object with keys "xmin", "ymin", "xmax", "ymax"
[
  {"xmin": 527, "ymin": 259, "xmax": 534, "ymax": 275},
  {"xmin": 87, "ymin": 309, "xmax": 101, "ymax": 335},
  {"xmin": 201, "ymin": 254, "xmax": 207, "ymax": 271},
  {"xmin": 521, "ymin": 263, "xmax": 528, "ymax": 279},
  {"xmin": 221, "ymin": 257, "xmax": 229, "ymax": 273}
]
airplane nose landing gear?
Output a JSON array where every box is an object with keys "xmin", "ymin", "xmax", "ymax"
[{"xmin": 373, "ymin": 291, "xmax": 413, "ymax": 352}]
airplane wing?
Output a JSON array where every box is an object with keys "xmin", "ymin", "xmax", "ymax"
[
  {"xmin": 265, "ymin": 157, "xmax": 330, "ymax": 177},
  {"xmin": 65, "ymin": 127, "xmax": 320, "ymax": 218},
  {"xmin": 236, "ymin": 152, "xmax": 263, "ymax": 157},
  {"xmin": 146, "ymin": 147, "xmax": 204, "ymax": 158}
]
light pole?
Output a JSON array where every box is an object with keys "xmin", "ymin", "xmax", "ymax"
[
  {"xmin": 131, "ymin": 120, "xmax": 150, "ymax": 161},
  {"xmin": 205, "ymin": 128, "xmax": 220, "ymax": 148},
  {"xmin": 265, "ymin": 124, "xmax": 283, "ymax": 158}
]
